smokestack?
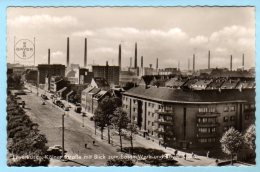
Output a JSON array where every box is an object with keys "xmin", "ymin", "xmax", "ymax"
[
  {"xmin": 141, "ymin": 56, "xmax": 143, "ymax": 68},
  {"xmin": 242, "ymin": 54, "xmax": 245, "ymax": 71},
  {"xmin": 67, "ymin": 37, "xmax": 70, "ymax": 67},
  {"xmin": 156, "ymin": 58, "xmax": 158, "ymax": 69},
  {"xmin": 84, "ymin": 38, "xmax": 87, "ymax": 67},
  {"xmin": 118, "ymin": 44, "xmax": 121, "ymax": 71},
  {"xmin": 105, "ymin": 61, "xmax": 109, "ymax": 82},
  {"xmin": 48, "ymin": 49, "xmax": 50, "ymax": 65},
  {"xmin": 130, "ymin": 57, "xmax": 132, "ymax": 68},
  {"xmin": 230, "ymin": 55, "xmax": 233, "ymax": 71},
  {"xmin": 134, "ymin": 42, "xmax": 137, "ymax": 68},
  {"xmin": 208, "ymin": 50, "xmax": 210, "ymax": 69},
  {"xmin": 193, "ymin": 54, "xmax": 195, "ymax": 72},
  {"xmin": 178, "ymin": 61, "xmax": 180, "ymax": 71}
]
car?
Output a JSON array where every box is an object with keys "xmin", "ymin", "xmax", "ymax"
[
  {"xmin": 14, "ymin": 96, "xmax": 21, "ymax": 99},
  {"xmin": 42, "ymin": 101, "xmax": 46, "ymax": 105},
  {"xmin": 59, "ymin": 103, "xmax": 64, "ymax": 108},
  {"xmin": 64, "ymin": 106, "xmax": 70, "ymax": 111},
  {"xmin": 74, "ymin": 106, "xmax": 82, "ymax": 113},
  {"xmin": 41, "ymin": 94, "xmax": 48, "ymax": 100},
  {"xmin": 90, "ymin": 117, "xmax": 94, "ymax": 121},
  {"xmin": 15, "ymin": 91, "xmax": 26, "ymax": 96}
]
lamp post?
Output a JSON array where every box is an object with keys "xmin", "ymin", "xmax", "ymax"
[
  {"xmin": 61, "ymin": 113, "xmax": 65, "ymax": 159},
  {"xmin": 82, "ymin": 112, "xmax": 86, "ymax": 127}
]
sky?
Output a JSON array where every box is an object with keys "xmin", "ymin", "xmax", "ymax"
[{"xmin": 7, "ymin": 7, "xmax": 255, "ymax": 70}]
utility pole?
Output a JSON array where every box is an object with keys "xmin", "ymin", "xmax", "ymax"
[{"xmin": 62, "ymin": 113, "xmax": 65, "ymax": 159}]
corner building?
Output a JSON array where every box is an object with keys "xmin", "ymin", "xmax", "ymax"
[{"xmin": 122, "ymin": 86, "xmax": 255, "ymax": 149}]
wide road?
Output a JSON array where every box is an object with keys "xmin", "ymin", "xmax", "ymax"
[{"xmin": 21, "ymin": 92, "xmax": 121, "ymax": 166}]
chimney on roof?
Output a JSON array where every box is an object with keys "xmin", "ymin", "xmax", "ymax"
[
  {"xmin": 156, "ymin": 58, "xmax": 158, "ymax": 69},
  {"xmin": 149, "ymin": 64, "xmax": 152, "ymax": 68},
  {"xmin": 208, "ymin": 50, "xmax": 210, "ymax": 69},
  {"xmin": 230, "ymin": 55, "xmax": 233, "ymax": 71},
  {"xmin": 141, "ymin": 56, "xmax": 143, "ymax": 68},
  {"xmin": 84, "ymin": 38, "xmax": 87, "ymax": 68},
  {"xmin": 193, "ymin": 54, "xmax": 195, "ymax": 72},
  {"xmin": 118, "ymin": 44, "xmax": 121, "ymax": 71},
  {"xmin": 134, "ymin": 42, "xmax": 137, "ymax": 68},
  {"xmin": 67, "ymin": 37, "xmax": 70, "ymax": 67},
  {"xmin": 242, "ymin": 53, "xmax": 245, "ymax": 71},
  {"xmin": 48, "ymin": 49, "xmax": 50, "ymax": 65}
]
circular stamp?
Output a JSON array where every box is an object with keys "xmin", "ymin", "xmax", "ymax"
[{"xmin": 15, "ymin": 39, "xmax": 34, "ymax": 60}]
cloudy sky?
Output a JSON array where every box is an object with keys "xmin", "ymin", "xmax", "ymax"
[{"xmin": 7, "ymin": 7, "xmax": 255, "ymax": 70}]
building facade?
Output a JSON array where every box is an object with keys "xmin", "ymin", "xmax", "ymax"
[
  {"xmin": 38, "ymin": 64, "xmax": 65, "ymax": 84},
  {"xmin": 122, "ymin": 86, "xmax": 255, "ymax": 149},
  {"xmin": 90, "ymin": 65, "xmax": 120, "ymax": 85}
]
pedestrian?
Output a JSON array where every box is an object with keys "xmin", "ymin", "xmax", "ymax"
[
  {"xmin": 207, "ymin": 151, "xmax": 210, "ymax": 158},
  {"xmin": 93, "ymin": 140, "xmax": 95, "ymax": 145},
  {"xmin": 174, "ymin": 150, "xmax": 178, "ymax": 157},
  {"xmin": 85, "ymin": 143, "xmax": 87, "ymax": 149},
  {"xmin": 159, "ymin": 141, "xmax": 161, "ymax": 146},
  {"xmin": 184, "ymin": 154, "xmax": 187, "ymax": 160},
  {"xmin": 192, "ymin": 152, "xmax": 195, "ymax": 158}
]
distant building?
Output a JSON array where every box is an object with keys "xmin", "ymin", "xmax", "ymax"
[
  {"xmin": 90, "ymin": 77, "xmax": 110, "ymax": 91},
  {"xmin": 66, "ymin": 68, "xmax": 93, "ymax": 84},
  {"xmin": 49, "ymin": 76, "xmax": 69, "ymax": 93},
  {"xmin": 38, "ymin": 64, "xmax": 65, "ymax": 84},
  {"xmin": 90, "ymin": 65, "xmax": 120, "ymax": 85},
  {"xmin": 119, "ymin": 70, "xmax": 140, "ymax": 86},
  {"xmin": 123, "ymin": 86, "xmax": 255, "ymax": 149},
  {"xmin": 24, "ymin": 69, "xmax": 38, "ymax": 84}
]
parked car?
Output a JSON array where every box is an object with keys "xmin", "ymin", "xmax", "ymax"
[
  {"xmin": 41, "ymin": 94, "xmax": 48, "ymax": 100},
  {"xmin": 59, "ymin": 103, "xmax": 64, "ymax": 108},
  {"xmin": 42, "ymin": 101, "xmax": 46, "ymax": 105},
  {"xmin": 14, "ymin": 96, "xmax": 21, "ymax": 100},
  {"xmin": 46, "ymin": 145, "xmax": 65, "ymax": 156},
  {"xmin": 64, "ymin": 106, "xmax": 70, "ymax": 111},
  {"xmin": 74, "ymin": 106, "xmax": 82, "ymax": 113},
  {"xmin": 15, "ymin": 91, "xmax": 26, "ymax": 96}
]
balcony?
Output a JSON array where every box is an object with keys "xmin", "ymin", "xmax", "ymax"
[
  {"xmin": 155, "ymin": 118, "xmax": 174, "ymax": 125},
  {"xmin": 197, "ymin": 112, "xmax": 220, "ymax": 118},
  {"xmin": 155, "ymin": 128, "xmax": 174, "ymax": 136},
  {"xmin": 197, "ymin": 132, "xmax": 218, "ymax": 138},
  {"xmin": 155, "ymin": 109, "xmax": 174, "ymax": 115},
  {"xmin": 197, "ymin": 122, "xmax": 219, "ymax": 127}
]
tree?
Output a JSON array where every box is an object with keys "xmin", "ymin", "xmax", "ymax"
[
  {"xmin": 220, "ymin": 127, "xmax": 243, "ymax": 165},
  {"xmin": 95, "ymin": 97, "xmax": 122, "ymax": 144},
  {"xmin": 94, "ymin": 108, "xmax": 106, "ymax": 140},
  {"xmin": 127, "ymin": 123, "xmax": 138, "ymax": 155},
  {"xmin": 244, "ymin": 124, "xmax": 256, "ymax": 151},
  {"xmin": 111, "ymin": 108, "xmax": 129, "ymax": 151}
]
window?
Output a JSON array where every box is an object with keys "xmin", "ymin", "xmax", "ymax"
[
  {"xmin": 230, "ymin": 106, "xmax": 236, "ymax": 112},
  {"xmin": 158, "ymin": 105, "xmax": 161, "ymax": 109},
  {"xmin": 148, "ymin": 103, "xmax": 151, "ymax": 107},
  {"xmin": 133, "ymin": 108, "xmax": 136, "ymax": 112},
  {"xmin": 223, "ymin": 116, "xmax": 228, "ymax": 122},
  {"xmin": 151, "ymin": 122, "xmax": 154, "ymax": 126},
  {"xmin": 152, "ymin": 113, "xmax": 154, "ymax": 117},
  {"xmin": 208, "ymin": 107, "xmax": 216, "ymax": 113},
  {"xmin": 230, "ymin": 116, "xmax": 235, "ymax": 121},
  {"xmin": 244, "ymin": 105, "xmax": 249, "ymax": 110},
  {"xmin": 245, "ymin": 114, "xmax": 250, "ymax": 120},
  {"xmin": 126, "ymin": 105, "xmax": 128, "ymax": 109},
  {"xmin": 148, "ymin": 121, "xmax": 151, "ymax": 125},
  {"xmin": 250, "ymin": 104, "xmax": 255, "ymax": 109},
  {"xmin": 224, "ymin": 106, "xmax": 229, "ymax": 112},
  {"xmin": 151, "ymin": 104, "xmax": 155, "ymax": 108},
  {"xmin": 199, "ymin": 107, "xmax": 207, "ymax": 113},
  {"xmin": 148, "ymin": 112, "xmax": 151, "ymax": 116}
]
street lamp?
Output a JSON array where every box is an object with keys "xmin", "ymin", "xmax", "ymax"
[
  {"xmin": 82, "ymin": 112, "xmax": 86, "ymax": 127},
  {"xmin": 61, "ymin": 113, "xmax": 65, "ymax": 160}
]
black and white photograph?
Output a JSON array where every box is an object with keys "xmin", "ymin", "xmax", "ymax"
[{"xmin": 6, "ymin": 7, "xmax": 256, "ymax": 166}]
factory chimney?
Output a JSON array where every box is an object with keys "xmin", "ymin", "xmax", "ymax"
[
  {"xmin": 178, "ymin": 61, "xmax": 180, "ymax": 71},
  {"xmin": 84, "ymin": 38, "xmax": 87, "ymax": 67},
  {"xmin": 193, "ymin": 54, "xmax": 195, "ymax": 72},
  {"xmin": 141, "ymin": 56, "xmax": 143, "ymax": 68},
  {"xmin": 105, "ymin": 61, "xmax": 109, "ymax": 82},
  {"xmin": 156, "ymin": 58, "xmax": 158, "ymax": 69},
  {"xmin": 208, "ymin": 50, "xmax": 210, "ymax": 69},
  {"xmin": 130, "ymin": 57, "xmax": 132, "ymax": 68},
  {"xmin": 230, "ymin": 55, "xmax": 233, "ymax": 71},
  {"xmin": 67, "ymin": 37, "xmax": 70, "ymax": 67},
  {"xmin": 188, "ymin": 59, "xmax": 190, "ymax": 71},
  {"xmin": 242, "ymin": 54, "xmax": 245, "ymax": 71},
  {"xmin": 134, "ymin": 42, "xmax": 137, "ymax": 68},
  {"xmin": 118, "ymin": 44, "xmax": 121, "ymax": 71},
  {"xmin": 48, "ymin": 49, "xmax": 50, "ymax": 65}
]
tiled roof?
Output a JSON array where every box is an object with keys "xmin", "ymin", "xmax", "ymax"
[{"xmin": 123, "ymin": 86, "xmax": 255, "ymax": 103}]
